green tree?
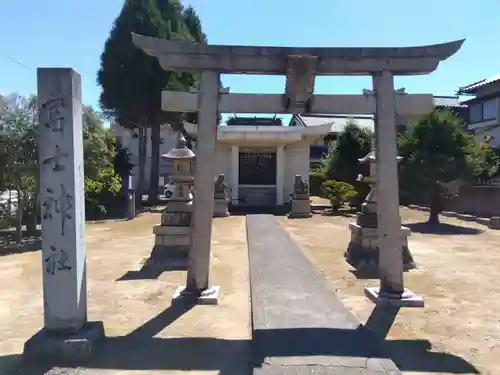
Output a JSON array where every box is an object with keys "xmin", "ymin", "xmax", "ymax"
[
  {"xmin": 113, "ymin": 140, "xmax": 134, "ymax": 192},
  {"xmin": 0, "ymin": 94, "xmax": 39, "ymax": 238},
  {"xmin": 0, "ymin": 94, "xmax": 125, "ymax": 238},
  {"xmin": 322, "ymin": 121, "xmax": 373, "ymax": 183},
  {"xmin": 97, "ymin": 0, "xmax": 206, "ymax": 205},
  {"xmin": 318, "ymin": 121, "xmax": 372, "ymax": 207},
  {"xmin": 398, "ymin": 109, "xmax": 475, "ymax": 224},
  {"xmin": 466, "ymin": 140, "xmax": 500, "ymax": 185},
  {"xmin": 82, "ymin": 107, "xmax": 122, "ymax": 218}
]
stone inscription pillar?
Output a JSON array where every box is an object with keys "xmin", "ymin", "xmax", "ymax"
[
  {"xmin": 372, "ymin": 71, "xmax": 404, "ymax": 297},
  {"xmin": 185, "ymin": 69, "xmax": 220, "ymax": 296},
  {"xmin": 24, "ymin": 68, "xmax": 104, "ymax": 363},
  {"xmin": 37, "ymin": 68, "xmax": 87, "ymax": 332}
]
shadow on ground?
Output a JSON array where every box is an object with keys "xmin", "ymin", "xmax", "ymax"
[
  {"xmin": 348, "ymin": 268, "xmax": 380, "ymax": 279},
  {"xmin": 135, "ymin": 206, "xmax": 166, "ymax": 215},
  {"xmin": 117, "ymin": 257, "xmax": 186, "ymax": 281},
  {"xmin": 405, "ymin": 221, "xmax": 483, "ymax": 235},
  {"xmin": 320, "ymin": 208, "xmax": 357, "ymax": 218},
  {"xmin": 253, "ymin": 304, "xmax": 478, "ymax": 374},
  {"xmin": 0, "ymin": 229, "xmax": 41, "ymax": 256},
  {"xmin": 3, "ymin": 302, "xmax": 251, "ymax": 375},
  {"xmin": 348, "ymin": 266, "xmax": 416, "ymax": 280},
  {"xmin": 4, "ymin": 304, "xmax": 478, "ymax": 375},
  {"xmin": 364, "ymin": 305, "xmax": 479, "ymax": 373}
]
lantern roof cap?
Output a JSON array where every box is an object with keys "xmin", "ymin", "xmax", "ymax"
[{"xmin": 162, "ymin": 132, "xmax": 195, "ymax": 160}]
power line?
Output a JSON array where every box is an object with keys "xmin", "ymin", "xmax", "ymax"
[{"xmin": 0, "ymin": 50, "xmax": 34, "ymax": 72}]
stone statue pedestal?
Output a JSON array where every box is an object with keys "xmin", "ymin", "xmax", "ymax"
[
  {"xmin": 288, "ymin": 196, "xmax": 312, "ymax": 218},
  {"xmin": 213, "ymin": 198, "xmax": 229, "ymax": 217}
]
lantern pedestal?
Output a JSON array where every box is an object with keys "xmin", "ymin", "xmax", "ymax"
[{"xmin": 346, "ymin": 223, "xmax": 414, "ymax": 272}]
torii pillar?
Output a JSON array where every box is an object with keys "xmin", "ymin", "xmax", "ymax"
[
  {"xmin": 363, "ymin": 71, "xmax": 424, "ymax": 307},
  {"xmin": 175, "ymin": 70, "xmax": 221, "ymax": 303}
]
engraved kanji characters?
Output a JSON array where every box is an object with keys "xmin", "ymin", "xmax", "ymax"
[
  {"xmin": 40, "ymin": 98, "xmax": 65, "ymax": 133},
  {"xmin": 42, "ymin": 144, "xmax": 68, "ymax": 172},
  {"xmin": 44, "ymin": 245, "xmax": 72, "ymax": 275},
  {"xmin": 42, "ymin": 184, "xmax": 73, "ymax": 236}
]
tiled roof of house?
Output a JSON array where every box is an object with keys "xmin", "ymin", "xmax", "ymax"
[
  {"xmin": 457, "ymin": 74, "xmax": 500, "ymax": 94},
  {"xmin": 294, "ymin": 114, "xmax": 374, "ymax": 133},
  {"xmin": 433, "ymin": 95, "xmax": 467, "ymax": 108},
  {"xmin": 292, "ymin": 95, "xmax": 466, "ymax": 133}
]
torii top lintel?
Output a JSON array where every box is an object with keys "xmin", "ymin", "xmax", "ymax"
[{"xmin": 131, "ymin": 33, "xmax": 464, "ymax": 76}]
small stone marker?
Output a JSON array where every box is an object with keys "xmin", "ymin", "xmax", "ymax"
[{"xmin": 23, "ymin": 68, "xmax": 104, "ymax": 363}]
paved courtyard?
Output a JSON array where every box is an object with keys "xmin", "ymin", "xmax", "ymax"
[
  {"xmin": 0, "ymin": 213, "xmax": 250, "ymax": 375},
  {"xmin": 279, "ymin": 207, "xmax": 500, "ymax": 375}
]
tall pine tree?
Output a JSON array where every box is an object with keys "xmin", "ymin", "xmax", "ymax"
[{"xmin": 97, "ymin": 0, "xmax": 205, "ymax": 204}]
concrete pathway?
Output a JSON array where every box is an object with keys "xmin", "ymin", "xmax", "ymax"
[{"xmin": 247, "ymin": 214, "xmax": 400, "ymax": 375}]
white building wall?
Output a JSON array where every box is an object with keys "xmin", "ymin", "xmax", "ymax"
[
  {"xmin": 112, "ymin": 123, "xmax": 178, "ymax": 190},
  {"xmin": 214, "ymin": 143, "xmax": 231, "ymax": 182},
  {"xmin": 112, "ymin": 122, "xmax": 319, "ymax": 204}
]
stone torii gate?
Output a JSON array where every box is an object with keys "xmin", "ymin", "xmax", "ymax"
[{"xmin": 132, "ymin": 33, "xmax": 464, "ymax": 305}]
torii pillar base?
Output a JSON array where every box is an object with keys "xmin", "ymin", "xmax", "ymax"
[{"xmin": 364, "ymin": 287, "xmax": 424, "ymax": 308}]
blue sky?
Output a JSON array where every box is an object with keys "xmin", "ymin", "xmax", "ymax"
[{"xmin": 1, "ymin": 0, "xmax": 499, "ymax": 123}]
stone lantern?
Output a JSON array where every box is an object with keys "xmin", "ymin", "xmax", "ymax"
[
  {"xmin": 345, "ymin": 149, "xmax": 416, "ymax": 272},
  {"xmin": 151, "ymin": 132, "xmax": 195, "ymax": 265}
]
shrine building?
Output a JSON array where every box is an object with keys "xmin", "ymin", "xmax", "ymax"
[
  {"xmin": 113, "ymin": 114, "xmax": 333, "ymax": 207},
  {"xmin": 184, "ymin": 115, "xmax": 332, "ymax": 207}
]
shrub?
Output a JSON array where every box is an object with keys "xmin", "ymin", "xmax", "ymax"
[
  {"xmin": 84, "ymin": 168, "xmax": 122, "ymax": 218},
  {"xmin": 309, "ymin": 171, "xmax": 327, "ymax": 196},
  {"xmin": 320, "ymin": 180, "xmax": 358, "ymax": 211}
]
